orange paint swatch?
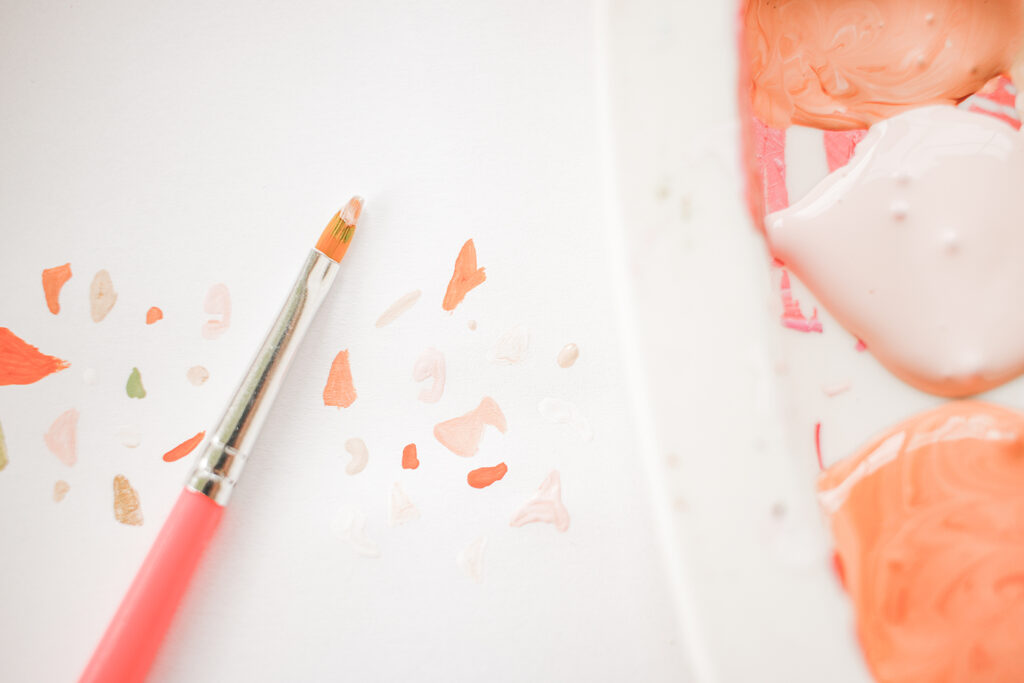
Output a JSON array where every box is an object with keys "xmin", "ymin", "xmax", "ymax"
[
  {"xmin": 468, "ymin": 462, "xmax": 507, "ymax": 488},
  {"xmin": 434, "ymin": 397, "xmax": 507, "ymax": 457},
  {"xmin": 41, "ymin": 263, "xmax": 72, "ymax": 314},
  {"xmin": 162, "ymin": 431, "xmax": 205, "ymax": 462},
  {"xmin": 145, "ymin": 307, "xmax": 163, "ymax": 324},
  {"xmin": 402, "ymin": 443, "xmax": 419, "ymax": 469},
  {"xmin": 0, "ymin": 327, "xmax": 69, "ymax": 386},
  {"xmin": 323, "ymin": 350, "xmax": 357, "ymax": 408},
  {"xmin": 442, "ymin": 239, "xmax": 486, "ymax": 311}
]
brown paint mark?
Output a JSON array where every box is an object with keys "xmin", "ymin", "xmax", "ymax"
[
  {"xmin": 375, "ymin": 290, "xmax": 421, "ymax": 327},
  {"xmin": 41, "ymin": 263, "xmax": 72, "ymax": 314},
  {"xmin": 89, "ymin": 269, "xmax": 118, "ymax": 322},
  {"xmin": 442, "ymin": 239, "xmax": 486, "ymax": 311},
  {"xmin": 113, "ymin": 474, "xmax": 143, "ymax": 525},
  {"xmin": 509, "ymin": 470, "xmax": 570, "ymax": 532},
  {"xmin": 145, "ymin": 307, "xmax": 163, "ymax": 324},
  {"xmin": 162, "ymin": 431, "xmax": 205, "ymax": 462},
  {"xmin": 44, "ymin": 408, "xmax": 78, "ymax": 467},
  {"xmin": 53, "ymin": 480, "xmax": 69, "ymax": 502},
  {"xmin": 402, "ymin": 443, "xmax": 419, "ymax": 470},
  {"xmin": 557, "ymin": 343, "xmax": 579, "ymax": 368},
  {"xmin": 344, "ymin": 438, "xmax": 369, "ymax": 475},
  {"xmin": 0, "ymin": 419, "xmax": 7, "ymax": 471},
  {"xmin": 186, "ymin": 365, "xmax": 209, "ymax": 385},
  {"xmin": 323, "ymin": 350, "xmax": 357, "ymax": 408},
  {"xmin": 468, "ymin": 462, "xmax": 507, "ymax": 489},
  {"xmin": 0, "ymin": 327, "xmax": 70, "ymax": 385},
  {"xmin": 434, "ymin": 397, "xmax": 507, "ymax": 457},
  {"xmin": 201, "ymin": 283, "xmax": 231, "ymax": 339}
]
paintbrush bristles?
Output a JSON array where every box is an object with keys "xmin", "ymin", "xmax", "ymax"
[{"xmin": 315, "ymin": 196, "xmax": 363, "ymax": 262}]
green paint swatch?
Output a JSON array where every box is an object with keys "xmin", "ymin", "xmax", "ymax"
[
  {"xmin": 126, "ymin": 367, "xmax": 146, "ymax": 399},
  {"xmin": 0, "ymin": 420, "xmax": 7, "ymax": 471}
]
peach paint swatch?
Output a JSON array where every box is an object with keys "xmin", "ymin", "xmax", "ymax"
[
  {"xmin": 491, "ymin": 326, "xmax": 529, "ymax": 364},
  {"xmin": 401, "ymin": 443, "xmax": 419, "ymax": 470},
  {"xmin": 434, "ymin": 397, "xmax": 508, "ymax": 457},
  {"xmin": 457, "ymin": 536, "xmax": 487, "ymax": 583},
  {"xmin": 332, "ymin": 508, "xmax": 380, "ymax": 558},
  {"xmin": 145, "ymin": 307, "xmax": 163, "ymax": 324},
  {"xmin": 186, "ymin": 365, "xmax": 209, "ymax": 386},
  {"xmin": 388, "ymin": 482, "xmax": 420, "ymax": 526},
  {"xmin": 0, "ymin": 419, "xmax": 7, "ymax": 471},
  {"xmin": 89, "ymin": 269, "xmax": 117, "ymax": 322},
  {"xmin": 113, "ymin": 475, "xmax": 143, "ymax": 526},
  {"xmin": 201, "ymin": 283, "xmax": 231, "ymax": 339},
  {"xmin": 556, "ymin": 343, "xmax": 579, "ymax": 368},
  {"xmin": 467, "ymin": 462, "xmax": 507, "ymax": 489},
  {"xmin": 375, "ymin": 290, "xmax": 421, "ymax": 328},
  {"xmin": 162, "ymin": 431, "xmax": 205, "ymax": 462},
  {"xmin": 344, "ymin": 438, "xmax": 369, "ymax": 475},
  {"xmin": 322, "ymin": 350, "xmax": 357, "ymax": 408},
  {"xmin": 819, "ymin": 402, "xmax": 1024, "ymax": 682},
  {"xmin": 53, "ymin": 480, "xmax": 69, "ymax": 502},
  {"xmin": 412, "ymin": 348, "xmax": 445, "ymax": 403},
  {"xmin": 537, "ymin": 397, "xmax": 593, "ymax": 441},
  {"xmin": 41, "ymin": 263, "xmax": 72, "ymax": 314},
  {"xmin": 0, "ymin": 327, "xmax": 69, "ymax": 385},
  {"xmin": 442, "ymin": 239, "xmax": 486, "ymax": 311},
  {"xmin": 44, "ymin": 408, "xmax": 78, "ymax": 467},
  {"xmin": 510, "ymin": 470, "xmax": 570, "ymax": 532}
]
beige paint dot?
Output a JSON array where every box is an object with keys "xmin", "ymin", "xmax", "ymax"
[
  {"xmin": 187, "ymin": 365, "xmax": 209, "ymax": 386},
  {"xmin": 53, "ymin": 480, "xmax": 70, "ymax": 502},
  {"xmin": 557, "ymin": 343, "xmax": 579, "ymax": 368}
]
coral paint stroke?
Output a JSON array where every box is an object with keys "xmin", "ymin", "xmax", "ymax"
[
  {"xmin": 375, "ymin": 290, "xmax": 421, "ymax": 327},
  {"xmin": 113, "ymin": 475, "xmax": 143, "ymax": 526},
  {"xmin": 412, "ymin": 348, "xmax": 445, "ymax": 403},
  {"xmin": 323, "ymin": 350, "xmax": 357, "ymax": 408},
  {"xmin": 434, "ymin": 397, "xmax": 508, "ymax": 457},
  {"xmin": 779, "ymin": 269, "xmax": 822, "ymax": 333},
  {"xmin": 442, "ymin": 239, "xmax": 486, "ymax": 311},
  {"xmin": 510, "ymin": 470, "xmax": 570, "ymax": 532},
  {"xmin": 0, "ymin": 328, "xmax": 70, "ymax": 385},
  {"xmin": 162, "ymin": 431, "xmax": 205, "ymax": 462},
  {"xmin": 824, "ymin": 130, "xmax": 867, "ymax": 172},
  {"xmin": 89, "ymin": 270, "xmax": 117, "ymax": 322},
  {"xmin": 44, "ymin": 409, "xmax": 78, "ymax": 467},
  {"xmin": 145, "ymin": 307, "xmax": 163, "ymax": 324},
  {"xmin": 402, "ymin": 443, "xmax": 419, "ymax": 470},
  {"xmin": 201, "ymin": 284, "xmax": 231, "ymax": 339},
  {"xmin": 467, "ymin": 463, "xmax": 507, "ymax": 489},
  {"xmin": 41, "ymin": 263, "xmax": 72, "ymax": 314}
]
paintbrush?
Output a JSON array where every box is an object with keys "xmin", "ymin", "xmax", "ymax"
[{"xmin": 79, "ymin": 196, "xmax": 364, "ymax": 683}]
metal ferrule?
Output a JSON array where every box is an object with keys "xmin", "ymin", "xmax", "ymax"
[{"xmin": 187, "ymin": 249, "xmax": 339, "ymax": 505}]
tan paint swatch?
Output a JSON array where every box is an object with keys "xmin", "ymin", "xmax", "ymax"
[
  {"xmin": 557, "ymin": 343, "xmax": 580, "ymax": 368},
  {"xmin": 186, "ymin": 365, "xmax": 209, "ymax": 386},
  {"xmin": 201, "ymin": 283, "xmax": 231, "ymax": 339},
  {"xmin": 53, "ymin": 480, "xmax": 69, "ymax": 502},
  {"xmin": 0, "ymin": 419, "xmax": 7, "ymax": 471},
  {"xmin": 434, "ymin": 397, "xmax": 507, "ymax": 457},
  {"xmin": 388, "ymin": 482, "xmax": 420, "ymax": 526},
  {"xmin": 375, "ymin": 290, "xmax": 421, "ymax": 328},
  {"xmin": 323, "ymin": 350, "xmax": 357, "ymax": 408},
  {"xmin": 344, "ymin": 438, "xmax": 369, "ymax": 475},
  {"xmin": 44, "ymin": 408, "xmax": 78, "ymax": 466},
  {"xmin": 113, "ymin": 474, "xmax": 143, "ymax": 525},
  {"xmin": 89, "ymin": 270, "xmax": 117, "ymax": 322},
  {"xmin": 510, "ymin": 470, "xmax": 570, "ymax": 532},
  {"xmin": 491, "ymin": 326, "xmax": 530, "ymax": 364},
  {"xmin": 457, "ymin": 536, "xmax": 487, "ymax": 583},
  {"xmin": 538, "ymin": 397, "xmax": 593, "ymax": 441},
  {"xmin": 331, "ymin": 508, "xmax": 380, "ymax": 558},
  {"xmin": 412, "ymin": 348, "xmax": 445, "ymax": 403}
]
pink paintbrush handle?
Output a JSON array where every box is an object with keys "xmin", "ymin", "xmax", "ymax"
[{"xmin": 80, "ymin": 488, "xmax": 225, "ymax": 683}]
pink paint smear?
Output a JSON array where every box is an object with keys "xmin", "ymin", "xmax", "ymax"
[
  {"xmin": 510, "ymin": 470, "xmax": 570, "ymax": 532},
  {"xmin": 434, "ymin": 397, "xmax": 507, "ymax": 457}
]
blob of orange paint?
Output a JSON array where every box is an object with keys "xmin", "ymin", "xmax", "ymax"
[
  {"xmin": 818, "ymin": 401, "xmax": 1024, "ymax": 682},
  {"xmin": 145, "ymin": 307, "xmax": 163, "ymax": 324},
  {"xmin": 162, "ymin": 431, "xmax": 205, "ymax": 463},
  {"xmin": 322, "ymin": 350, "xmax": 357, "ymax": 408},
  {"xmin": 402, "ymin": 443, "xmax": 419, "ymax": 470},
  {"xmin": 467, "ymin": 462, "xmax": 507, "ymax": 489},
  {"xmin": 0, "ymin": 327, "xmax": 69, "ymax": 385},
  {"xmin": 442, "ymin": 239, "xmax": 486, "ymax": 311},
  {"xmin": 41, "ymin": 263, "xmax": 72, "ymax": 314}
]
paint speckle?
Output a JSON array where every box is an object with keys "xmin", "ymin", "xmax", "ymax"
[
  {"xmin": 323, "ymin": 350, "xmax": 357, "ymax": 408},
  {"xmin": 388, "ymin": 482, "xmax": 420, "ymax": 526},
  {"xmin": 442, "ymin": 239, "xmax": 486, "ymax": 311},
  {"xmin": 126, "ymin": 367, "xmax": 146, "ymax": 399},
  {"xmin": 331, "ymin": 508, "xmax": 380, "ymax": 558},
  {"xmin": 113, "ymin": 474, "xmax": 143, "ymax": 526},
  {"xmin": 467, "ymin": 462, "xmax": 507, "ymax": 489},
  {"xmin": 491, "ymin": 326, "xmax": 529, "ymax": 364},
  {"xmin": 467, "ymin": 320, "xmax": 477, "ymax": 331},
  {"xmin": 0, "ymin": 327, "xmax": 70, "ymax": 386},
  {"xmin": 186, "ymin": 365, "xmax": 209, "ymax": 386},
  {"xmin": 855, "ymin": 338, "xmax": 868, "ymax": 352},
  {"xmin": 510, "ymin": 470, "xmax": 570, "ymax": 532},
  {"xmin": 0, "ymin": 419, "xmax": 7, "ymax": 471},
  {"xmin": 822, "ymin": 381, "xmax": 851, "ymax": 397},
  {"xmin": 89, "ymin": 269, "xmax": 118, "ymax": 322},
  {"xmin": 162, "ymin": 431, "xmax": 205, "ymax": 462},
  {"xmin": 44, "ymin": 409, "xmax": 78, "ymax": 466},
  {"xmin": 815, "ymin": 422, "xmax": 824, "ymax": 470},
  {"xmin": 457, "ymin": 536, "xmax": 487, "ymax": 583},
  {"xmin": 434, "ymin": 397, "xmax": 508, "ymax": 457},
  {"xmin": 412, "ymin": 348, "xmax": 445, "ymax": 403},
  {"xmin": 557, "ymin": 343, "xmax": 580, "ymax": 368},
  {"xmin": 53, "ymin": 480, "xmax": 69, "ymax": 502},
  {"xmin": 538, "ymin": 397, "xmax": 593, "ymax": 441},
  {"xmin": 402, "ymin": 443, "xmax": 420, "ymax": 470},
  {"xmin": 82, "ymin": 368, "xmax": 98, "ymax": 385},
  {"xmin": 344, "ymin": 438, "xmax": 369, "ymax": 475},
  {"xmin": 201, "ymin": 283, "xmax": 231, "ymax": 339},
  {"xmin": 145, "ymin": 307, "xmax": 163, "ymax": 325},
  {"xmin": 41, "ymin": 263, "xmax": 72, "ymax": 314},
  {"xmin": 116, "ymin": 425, "xmax": 141, "ymax": 448},
  {"xmin": 375, "ymin": 290, "xmax": 421, "ymax": 328}
]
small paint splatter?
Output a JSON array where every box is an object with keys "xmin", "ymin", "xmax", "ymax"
[
  {"xmin": 412, "ymin": 348, "xmax": 445, "ymax": 403},
  {"xmin": 322, "ymin": 350, "xmax": 357, "ymax": 408},
  {"xmin": 467, "ymin": 320, "xmax": 477, "ymax": 331},
  {"xmin": 162, "ymin": 431, "xmax": 205, "ymax": 462},
  {"xmin": 815, "ymin": 422, "xmax": 824, "ymax": 471},
  {"xmin": 510, "ymin": 470, "xmax": 570, "ymax": 532},
  {"xmin": 41, "ymin": 263, "xmax": 72, "ymax": 314},
  {"xmin": 402, "ymin": 443, "xmax": 419, "ymax": 470},
  {"xmin": 53, "ymin": 480, "xmax": 70, "ymax": 502},
  {"xmin": 537, "ymin": 397, "xmax": 593, "ymax": 441},
  {"xmin": 331, "ymin": 508, "xmax": 380, "ymax": 558},
  {"xmin": 557, "ymin": 343, "xmax": 580, "ymax": 368},
  {"xmin": 779, "ymin": 269, "xmax": 822, "ymax": 333},
  {"xmin": 467, "ymin": 462, "xmax": 507, "ymax": 489},
  {"xmin": 89, "ymin": 269, "xmax": 118, "ymax": 322},
  {"xmin": 145, "ymin": 307, "xmax": 163, "ymax": 324},
  {"xmin": 116, "ymin": 425, "xmax": 141, "ymax": 448},
  {"xmin": 491, "ymin": 326, "xmax": 529, "ymax": 364},
  {"xmin": 375, "ymin": 290, "xmax": 421, "ymax": 328},
  {"xmin": 388, "ymin": 482, "xmax": 420, "ymax": 526},
  {"xmin": 113, "ymin": 475, "xmax": 143, "ymax": 526},
  {"xmin": 822, "ymin": 381, "xmax": 851, "ymax": 397},
  {"xmin": 442, "ymin": 239, "xmax": 486, "ymax": 311},
  {"xmin": 434, "ymin": 397, "xmax": 508, "ymax": 457},
  {"xmin": 0, "ymin": 327, "xmax": 70, "ymax": 385},
  {"xmin": 0, "ymin": 419, "xmax": 7, "ymax": 471},
  {"xmin": 186, "ymin": 365, "xmax": 209, "ymax": 386},
  {"xmin": 44, "ymin": 408, "xmax": 78, "ymax": 466},
  {"xmin": 344, "ymin": 438, "xmax": 369, "ymax": 475},
  {"xmin": 855, "ymin": 338, "xmax": 868, "ymax": 352},
  {"xmin": 457, "ymin": 536, "xmax": 487, "ymax": 583},
  {"xmin": 126, "ymin": 367, "xmax": 146, "ymax": 399},
  {"xmin": 82, "ymin": 368, "xmax": 98, "ymax": 385},
  {"xmin": 201, "ymin": 283, "xmax": 231, "ymax": 339}
]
